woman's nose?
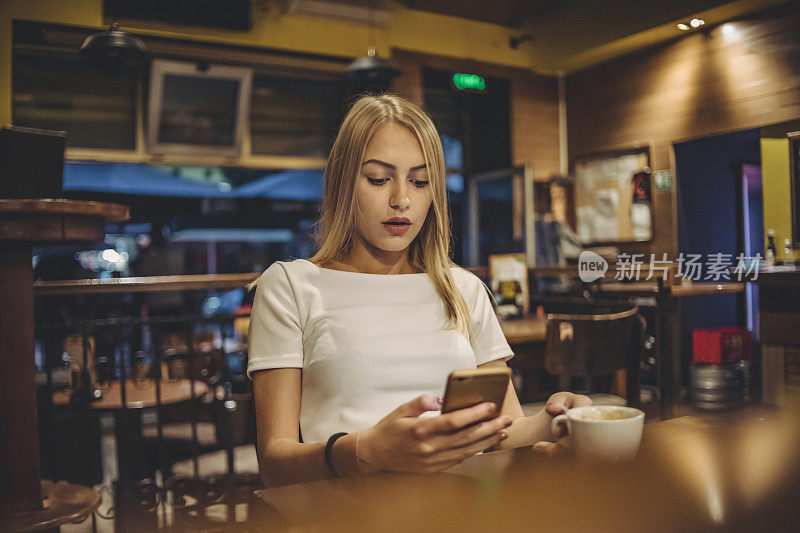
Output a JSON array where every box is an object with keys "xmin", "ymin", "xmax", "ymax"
[
  {"xmin": 389, "ymin": 183, "xmax": 411, "ymax": 210},
  {"xmin": 390, "ymin": 196, "xmax": 411, "ymax": 210}
]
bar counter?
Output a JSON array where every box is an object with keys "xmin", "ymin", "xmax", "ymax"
[{"xmin": 750, "ymin": 267, "xmax": 800, "ymax": 404}]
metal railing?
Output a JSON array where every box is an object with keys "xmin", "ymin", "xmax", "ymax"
[{"xmin": 34, "ymin": 274, "xmax": 263, "ymax": 532}]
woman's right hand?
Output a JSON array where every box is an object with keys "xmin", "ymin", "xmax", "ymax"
[{"xmin": 355, "ymin": 394, "xmax": 513, "ymax": 474}]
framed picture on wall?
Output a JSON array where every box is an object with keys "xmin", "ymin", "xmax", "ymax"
[
  {"xmin": 147, "ymin": 59, "xmax": 253, "ymax": 157},
  {"xmin": 572, "ymin": 147, "xmax": 653, "ymax": 245},
  {"xmin": 789, "ymin": 131, "xmax": 800, "ymax": 247}
]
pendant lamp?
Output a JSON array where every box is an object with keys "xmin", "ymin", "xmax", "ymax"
[
  {"xmin": 79, "ymin": 20, "xmax": 148, "ymax": 66},
  {"xmin": 347, "ymin": 48, "xmax": 400, "ymax": 80},
  {"xmin": 347, "ymin": 1, "xmax": 399, "ymax": 94}
]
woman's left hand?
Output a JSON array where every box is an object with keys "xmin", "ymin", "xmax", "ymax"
[{"xmin": 532, "ymin": 391, "xmax": 592, "ymax": 456}]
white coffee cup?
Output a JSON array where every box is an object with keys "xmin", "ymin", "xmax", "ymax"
[{"xmin": 551, "ymin": 405, "xmax": 644, "ymax": 462}]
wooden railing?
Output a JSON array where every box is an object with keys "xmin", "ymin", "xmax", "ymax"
[
  {"xmin": 33, "ymin": 273, "xmax": 260, "ymax": 296},
  {"xmin": 33, "ymin": 267, "xmax": 744, "ymax": 298}
]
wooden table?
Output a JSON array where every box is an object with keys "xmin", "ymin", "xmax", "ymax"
[
  {"xmin": 7, "ymin": 480, "xmax": 102, "ymax": 532},
  {"xmin": 0, "ymin": 199, "xmax": 128, "ymax": 517},
  {"xmin": 597, "ymin": 281, "xmax": 745, "ymax": 297},
  {"xmin": 256, "ymin": 414, "xmax": 800, "ymax": 531},
  {"xmin": 52, "ymin": 379, "xmax": 210, "ymax": 409}
]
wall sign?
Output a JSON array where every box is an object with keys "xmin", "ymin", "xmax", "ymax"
[
  {"xmin": 452, "ymin": 73, "xmax": 486, "ymax": 92},
  {"xmin": 653, "ymin": 170, "xmax": 673, "ymax": 191}
]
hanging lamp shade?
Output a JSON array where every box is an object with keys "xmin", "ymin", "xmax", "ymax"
[
  {"xmin": 79, "ymin": 27, "xmax": 148, "ymax": 66},
  {"xmin": 347, "ymin": 0, "xmax": 398, "ymax": 93},
  {"xmin": 347, "ymin": 54, "xmax": 400, "ymax": 80}
]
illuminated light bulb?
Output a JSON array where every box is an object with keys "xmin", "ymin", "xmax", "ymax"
[
  {"xmin": 690, "ymin": 18, "xmax": 705, "ymax": 28},
  {"xmin": 720, "ymin": 23, "xmax": 741, "ymax": 42},
  {"xmin": 101, "ymin": 248, "xmax": 120, "ymax": 262},
  {"xmin": 677, "ymin": 23, "xmax": 690, "ymax": 30}
]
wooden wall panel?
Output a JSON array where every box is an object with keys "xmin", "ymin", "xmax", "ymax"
[
  {"xmin": 511, "ymin": 74, "xmax": 560, "ymax": 178},
  {"xmin": 566, "ymin": 2, "xmax": 800, "ymax": 257},
  {"xmin": 392, "ymin": 52, "xmax": 424, "ymax": 107},
  {"xmin": 392, "ymin": 49, "xmax": 560, "ymax": 179}
]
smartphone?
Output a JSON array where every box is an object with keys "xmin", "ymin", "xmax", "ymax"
[{"xmin": 441, "ymin": 367, "xmax": 511, "ymax": 415}]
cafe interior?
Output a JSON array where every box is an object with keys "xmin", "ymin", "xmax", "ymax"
[{"xmin": 2, "ymin": 0, "xmax": 800, "ymax": 531}]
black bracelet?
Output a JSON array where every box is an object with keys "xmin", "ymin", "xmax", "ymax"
[{"xmin": 324, "ymin": 432, "xmax": 348, "ymax": 478}]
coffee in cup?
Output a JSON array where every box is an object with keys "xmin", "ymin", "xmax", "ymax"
[{"xmin": 551, "ymin": 405, "xmax": 644, "ymax": 462}]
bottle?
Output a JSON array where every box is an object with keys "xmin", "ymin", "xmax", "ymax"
[{"xmin": 765, "ymin": 229, "xmax": 777, "ymax": 268}]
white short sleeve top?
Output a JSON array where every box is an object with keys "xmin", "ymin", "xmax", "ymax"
[{"xmin": 247, "ymin": 259, "xmax": 513, "ymax": 443}]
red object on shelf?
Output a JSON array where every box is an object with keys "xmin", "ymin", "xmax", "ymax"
[
  {"xmin": 720, "ymin": 327, "xmax": 751, "ymax": 362},
  {"xmin": 693, "ymin": 329, "xmax": 722, "ymax": 364},
  {"xmin": 693, "ymin": 327, "xmax": 751, "ymax": 365}
]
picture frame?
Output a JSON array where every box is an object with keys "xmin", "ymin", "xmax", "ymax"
[
  {"xmin": 572, "ymin": 146, "xmax": 653, "ymax": 245},
  {"xmin": 147, "ymin": 59, "xmax": 253, "ymax": 157}
]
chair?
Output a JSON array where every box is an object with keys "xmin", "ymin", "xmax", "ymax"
[{"xmin": 544, "ymin": 301, "xmax": 645, "ymax": 407}]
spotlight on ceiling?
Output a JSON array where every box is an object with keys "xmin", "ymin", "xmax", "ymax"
[
  {"xmin": 677, "ymin": 23, "xmax": 690, "ymax": 31},
  {"xmin": 690, "ymin": 18, "xmax": 705, "ymax": 28}
]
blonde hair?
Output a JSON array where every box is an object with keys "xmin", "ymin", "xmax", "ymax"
[{"xmin": 310, "ymin": 94, "xmax": 472, "ymax": 338}]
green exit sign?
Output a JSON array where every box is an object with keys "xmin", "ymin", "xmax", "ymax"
[{"xmin": 452, "ymin": 73, "xmax": 486, "ymax": 92}]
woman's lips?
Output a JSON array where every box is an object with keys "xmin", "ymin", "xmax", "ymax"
[{"xmin": 382, "ymin": 222, "xmax": 411, "ymax": 236}]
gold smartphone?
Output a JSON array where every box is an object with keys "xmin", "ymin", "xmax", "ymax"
[{"xmin": 441, "ymin": 367, "xmax": 511, "ymax": 414}]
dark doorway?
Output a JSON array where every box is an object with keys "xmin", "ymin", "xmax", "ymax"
[
  {"xmin": 423, "ymin": 68, "xmax": 511, "ymax": 264},
  {"xmin": 674, "ymin": 128, "xmax": 762, "ymax": 383}
]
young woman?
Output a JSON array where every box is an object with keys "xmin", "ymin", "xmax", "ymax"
[{"xmin": 248, "ymin": 94, "xmax": 590, "ymax": 487}]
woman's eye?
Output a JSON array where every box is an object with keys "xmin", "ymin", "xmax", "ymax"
[
  {"xmin": 411, "ymin": 179, "xmax": 429, "ymax": 188},
  {"xmin": 366, "ymin": 177, "xmax": 389, "ymax": 186}
]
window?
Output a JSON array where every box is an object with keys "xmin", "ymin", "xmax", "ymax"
[
  {"xmin": 13, "ymin": 50, "xmax": 137, "ymax": 150},
  {"xmin": 13, "ymin": 21, "xmax": 348, "ymax": 164},
  {"xmin": 249, "ymin": 73, "xmax": 345, "ymax": 158}
]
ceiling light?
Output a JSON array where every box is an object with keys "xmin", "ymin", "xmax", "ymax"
[
  {"xmin": 347, "ymin": 50, "xmax": 400, "ymax": 81},
  {"xmin": 677, "ymin": 23, "xmax": 690, "ymax": 31},
  {"xmin": 79, "ymin": 20, "xmax": 147, "ymax": 66},
  {"xmin": 690, "ymin": 18, "xmax": 705, "ymax": 28},
  {"xmin": 347, "ymin": 1, "xmax": 400, "ymax": 94}
]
